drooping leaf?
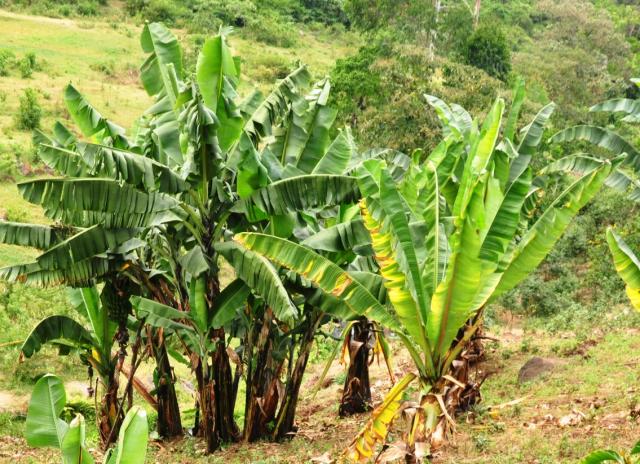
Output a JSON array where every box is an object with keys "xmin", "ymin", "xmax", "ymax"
[
  {"xmin": 345, "ymin": 373, "xmax": 416, "ymax": 462},
  {"xmin": 21, "ymin": 315, "xmax": 94, "ymax": 359},
  {"xmin": 64, "ymin": 85, "xmax": 128, "ymax": 147},
  {"xmin": 550, "ymin": 125, "xmax": 640, "ymax": 171},
  {"xmin": 301, "ymin": 217, "xmax": 372, "ymax": 255},
  {"xmin": 131, "ymin": 297, "xmax": 194, "ymax": 332},
  {"xmin": 312, "ymin": 127, "xmax": 356, "ymax": 175},
  {"xmin": 234, "ymin": 233, "xmax": 401, "ymax": 331},
  {"xmin": 517, "ymin": 102, "xmax": 555, "ymax": 155},
  {"xmin": 216, "ymin": 241, "xmax": 297, "ymax": 327},
  {"xmin": 580, "ymin": 450, "xmax": 625, "ymax": 464},
  {"xmin": 0, "ymin": 221, "xmax": 73, "ymax": 250},
  {"xmin": 245, "ymin": 174, "xmax": 360, "ymax": 216}
]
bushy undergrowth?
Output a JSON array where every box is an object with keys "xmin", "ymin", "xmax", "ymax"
[{"xmin": 15, "ymin": 88, "xmax": 41, "ymax": 130}]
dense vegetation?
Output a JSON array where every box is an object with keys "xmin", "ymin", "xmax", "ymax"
[{"xmin": 0, "ymin": 1, "xmax": 639, "ymax": 463}]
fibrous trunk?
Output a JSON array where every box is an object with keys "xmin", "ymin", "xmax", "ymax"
[
  {"xmin": 153, "ymin": 335, "xmax": 183, "ymax": 438},
  {"xmin": 271, "ymin": 310, "xmax": 322, "ymax": 441},
  {"xmin": 196, "ymin": 329, "xmax": 240, "ymax": 453},
  {"xmin": 339, "ymin": 319, "xmax": 372, "ymax": 416},
  {"xmin": 98, "ymin": 371, "xmax": 123, "ymax": 448}
]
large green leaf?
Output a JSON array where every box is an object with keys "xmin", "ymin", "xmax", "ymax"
[
  {"xmin": 245, "ymin": 174, "xmax": 360, "ymax": 216},
  {"xmin": 590, "ymin": 98, "xmax": 640, "ymax": 117},
  {"xmin": 21, "ymin": 315, "xmax": 94, "ymax": 359},
  {"xmin": 196, "ymin": 33, "xmax": 243, "ymax": 150},
  {"xmin": 140, "ymin": 22, "xmax": 183, "ymax": 99},
  {"xmin": 216, "ymin": 242, "xmax": 297, "ymax": 327},
  {"xmin": 61, "ymin": 415, "xmax": 95, "ymax": 464},
  {"xmin": 493, "ymin": 158, "xmax": 614, "ymax": 297},
  {"xmin": 504, "ymin": 77, "xmax": 526, "ymax": 143},
  {"xmin": 106, "ymin": 406, "xmax": 148, "ymax": 464},
  {"xmin": 35, "ymin": 225, "xmax": 138, "ymax": 271},
  {"xmin": 517, "ymin": 102, "xmax": 555, "ymax": 155},
  {"xmin": 26, "ymin": 374, "xmax": 68, "ymax": 448},
  {"xmin": 0, "ymin": 257, "xmax": 116, "ymax": 288},
  {"xmin": 131, "ymin": 297, "xmax": 194, "ymax": 332},
  {"xmin": 580, "ymin": 450, "xmax": 625, "ymax": 464},
  {"xmin": 210, "ymin": 279, "xmax": 250, "ymax": 329},
  {"xmin": 312, "ymin": 127, "xmax": 356, "ymax": 175},
  {"xmin": 0, "ymin": 221, "xmax": 72, "ymax": 250},
  {"xmin": 550, "ymin": 125, "xmax": 640, "ymax": 171},
  {"xmin": 234, "ymin": 233, "xmax": 401, "ymax": 331},
  {"xmin": 64, "ymin": 85, "xmax": 128, "ymax": 147},
  {"xmin": 301, "ymin": 217, "xmax": 371, "ymax": 254},
  {"xmin": 606, "ymin": 228, "xmax": 640, "ymax": 311},
  {"xmin": 242, "ymin": 65, "xmax": 310, "ymax": 142},
  {"xmin": 18, "ymin": 178, "xmax": 177, "ymax": 228},
  {"xmin": 41, "ymin": 143, "xmax": 187, "ymax": 194}
]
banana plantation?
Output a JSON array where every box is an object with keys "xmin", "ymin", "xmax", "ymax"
[{"xmin": 2, "ymin": 2, "xmax": 640, "ymax": 463}]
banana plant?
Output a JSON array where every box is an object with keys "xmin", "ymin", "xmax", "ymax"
[
  {"xmin": 19, "ymin": 286, "xmax": 155, "ymax": 447},
  {"xmin": 582, "ymin": 440, "xmax": 640, "ymax": 464},
  {"xmin": 26, "ymin": 374, "xmax": 149, "ymax": 464},
  {"xmin": 234, "ymin": 93, "xmax": 618, "ymax": 460}
]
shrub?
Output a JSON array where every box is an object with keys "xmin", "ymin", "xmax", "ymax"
[
  {"xmin": 463, "ymin": 25, "xmax": 511, "ymax": 81},
  {"xmin": 16, "ymin": 88, "xmax": 42, "ymax": 130},
  {"xmin": 77, "ymin": 1, "xmax": 98, "ymax": 16},
  {"xmin": 245, "ymin": 12, "xmax": 296, "ymax": 48},
  {"xmin": 0, "ymin": 49, "xmax": 15, "ymax": 76}
]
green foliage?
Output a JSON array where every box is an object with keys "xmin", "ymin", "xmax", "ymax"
[
  {"xmin": 581, "ymin": 439, "xmax": 640, "ymax": 463},
  {"xmin": 16, "ymin": 88, "xmax": 42, "ymax": 131},
  {"xmin": 25, "ymin": 374, "xmax": 149, "ymax": 464},
  {"xmin": 464, "ymin": 25, "xmax": 511, "ymax": 81},
  {"xmin": 0, "ymin": 49, "xmax": 15, "ymax": 77}
]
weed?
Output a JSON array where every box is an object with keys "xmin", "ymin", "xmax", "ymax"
[
  {"xmin": 16, "ymin": 88, "xmax": 42, "ymax": 130},
  {"xmin": 473, "ymin": 433, "xmax": 492, "ymax": 452}
]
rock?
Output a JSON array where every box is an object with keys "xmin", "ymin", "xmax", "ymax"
[{"xmin": 518, "ymin": 357, "xmax": 561, "ymax": 383}]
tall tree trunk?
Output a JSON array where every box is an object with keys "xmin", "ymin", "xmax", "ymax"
[
  {"xmin": 272, "ymin": 310, "xmax": 321, "ymax": 441},
  {"xmin": 474, "ymin": 0, "xmax": 482, "ymax": 28},
  {"xmin": 195, "ymin": 361, "xmax": 217, "ymax": 453},
  {"xmin": 153, "ymin": 335, "xmax": 183, "ymax": 438},
  {"xmin": 339, "ymin": 319, "xmax": 372, "ymax": 416}
]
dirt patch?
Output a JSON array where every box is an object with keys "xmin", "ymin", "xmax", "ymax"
[{"xmin": 0, "ymin": 391, "xmax": 28, "ymax": 413}]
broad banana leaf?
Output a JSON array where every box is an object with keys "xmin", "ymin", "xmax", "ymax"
[
  {"xmin": 235, "ymin": 233, "xmax": 401, "ymax": 330},
  {"xmin": 493, "ymin": 158, "xmax": 615, "ymax": 297},
  {"xmin": 580, "ymin": 450, "xmax": 626, "ymax": 464},
  {"xmin": 517, "ymin": 102, "xmax": 555, "ymax": 155},
  {"xmin": 301, "ymin": 217, "xmax": 371, "ymax": 254},
  {"xmin": 590, "ymin": 98, "xmax": 640, "ymax": 117},
  {"xmin": 131, "ymin": 297, "xmax": 194, "ymax": 332},
  {"xmin": 41, "ymin": 143, "xmax": 187, "ymax": 194},
  {"xmin": 312, "ymin": 127, "xmax": 356, "ymax": 175},
  {"xmin": 550, "ymin": 125, "xmax": 640, "ymax": 171},
  {"xmin": 216, "ymin": 242, "xmax": 297, "ymax": 327},
  {"xmin": 26, "ymin": 374, "xmax": 68, "ymax": 448},
  {"xmin": 140, "ymin": 22, "xmax": 183, "ymax": 100},
  {"xmin": 425, "ymin": 94, "xmax": 471, "ymax": 138},
  {"xmin": 606, "ymin": 228, "xmax": 640, "ymax": 311},
  {"xmin": 210, "ymin": 279, "xmax": 251, "ymax": 329},
  {"xmin": 21, "ymin": 315, "xmax": 95, "ymax": 359},
  {"xmin": 0, "ymin": 257, "xmax": 115, "ymax": 287},
  {"xmin": 18, "ymin": 178, "xmax": 177, "ymax": 228},
  {"xmin": 61, "ymin": 415, "xmax": 94, "ymax": 464},
  {"xmin": 242, "ymin": 65, "xmax": 310, "ymax": 142},
  {"xmin": 345, "ymin": 373, "xmax": 416, "ymax": 462},
  {"xmin": 196, "ymin": 34, "xmax": 243, "ymax": 151},
  {"xmin": 64, "ymin": 85, "xmax": 128, "ymax": 147},
  {"xmin": 245, "ymin": 174, "xmax": 360, "ymax": 216},
  {"xmin": 504, "ymin": 77, "xmax": 526, "ymax": 142},
  {"xmin": 35, "ymin": 225, "xmax": 138, "ymax": 271},
  {"xmin": 0, "ymin": 221, "xmax": 72, "ymax": 249},
  {"xmin": 106, "ymin": 406, "xmax": 148, "ymax": 464}
]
